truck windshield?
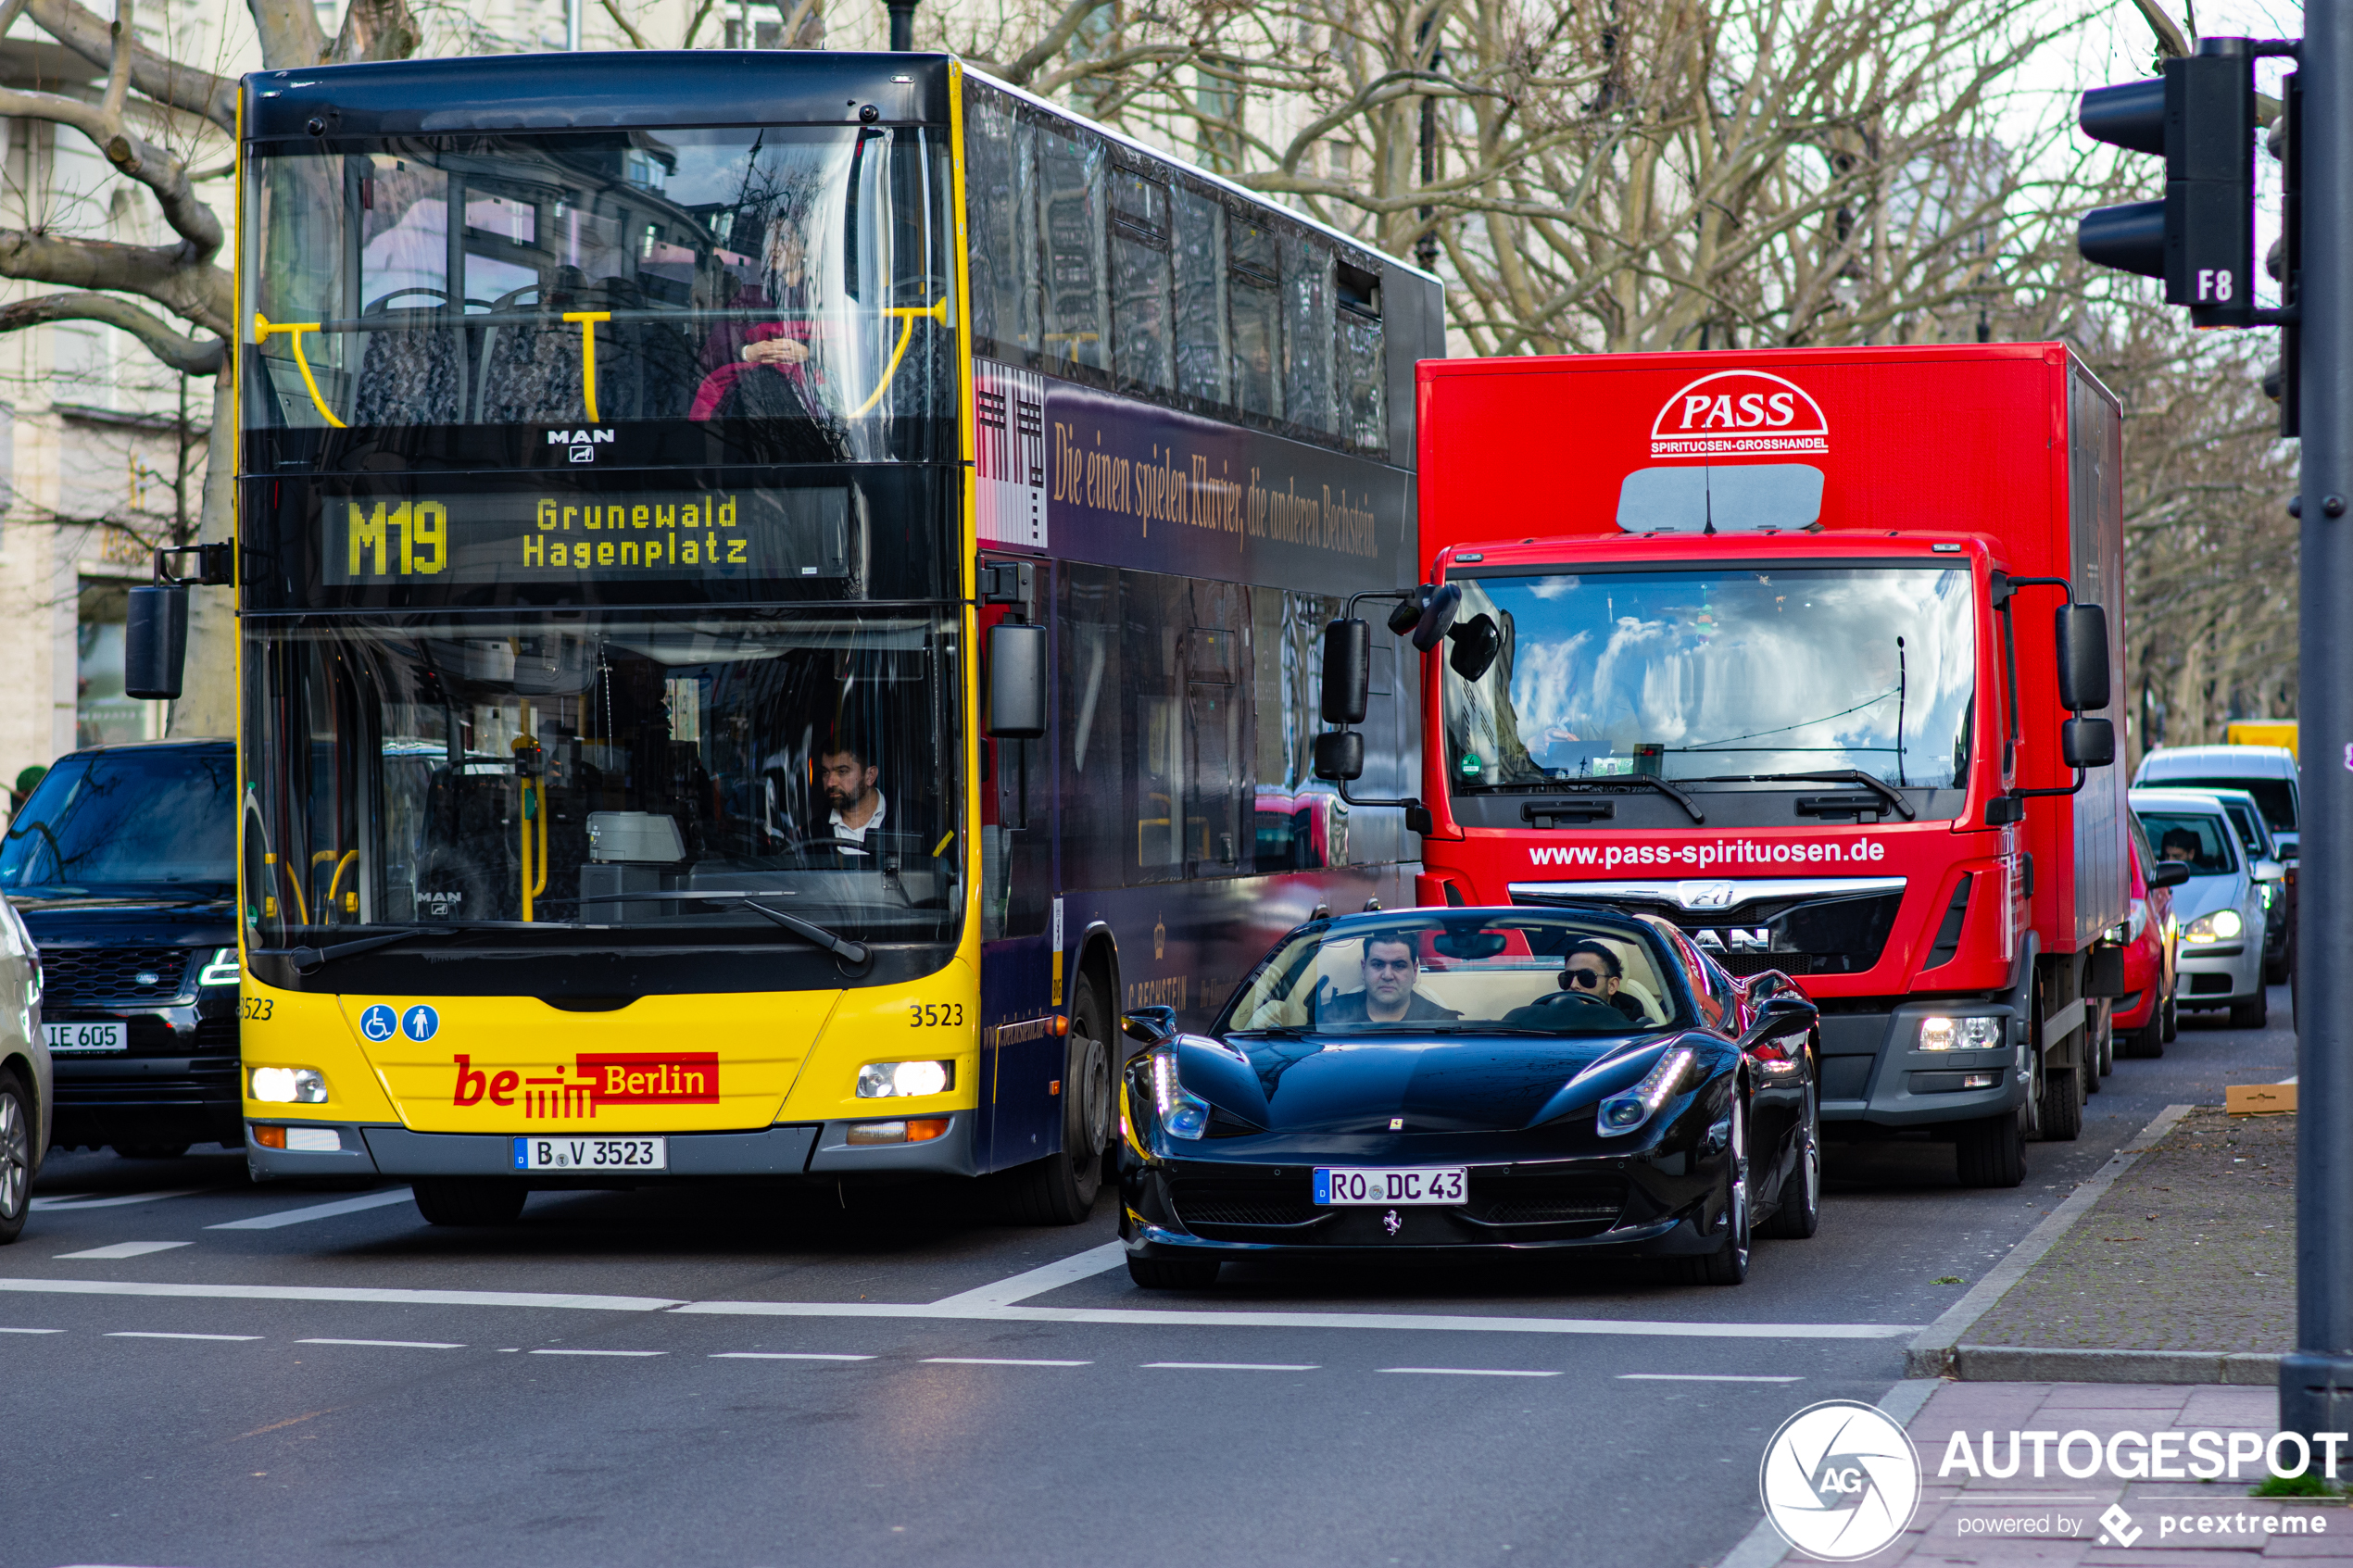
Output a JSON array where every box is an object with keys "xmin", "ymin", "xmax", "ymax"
[
  {"xmin": 0, "ymin": 746, "xmax": 236, "ymax": 898},
  {"xmin": 1446, "ymin": 567, "xmax": 1975, "ymax": 790},
  {"xmin": 242, "ymin": 610, "xmax": 961, "ymax": 950}
]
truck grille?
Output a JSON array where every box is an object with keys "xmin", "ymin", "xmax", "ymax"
[
  {"xmin": 43, "ymin": 947, "xmax": 192, "ymax": 1006},
  {"xmin": 1516, "ymin": 886, "xmax": 1904, "ymax": 976}
]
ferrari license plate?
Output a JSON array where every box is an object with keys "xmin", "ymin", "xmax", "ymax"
[
  {"xmin": 1314, "ymin": 1167, "xmax": 1466, "ymax": 1206},
  {"xmin": 512, "ymin": 1136, "xmax": 667, "ymax": 1172}
]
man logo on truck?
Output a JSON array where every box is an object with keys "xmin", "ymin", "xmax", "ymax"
[{"xmin": 1650, "ymin": 370, "xmax": 1829, "ymax": 458}]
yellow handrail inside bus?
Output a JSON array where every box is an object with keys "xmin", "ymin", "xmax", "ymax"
[
  {"xmin": 850, "ymin": 300, "xmax": 949, "ymax": 419},
  {"xmin": 322, "ymin": 850, "xmax": 359, "ymax": 920},
  {"xmin": 253, "ymin": 314, "xmax": 347, "ymax": 429},
  {"xmin": 562, "ymin": 311, "xmax": 610, "ymax": 423},
  {"xmin": 266, "ymin": 850, "xmax": 310, "ymax": 928}
]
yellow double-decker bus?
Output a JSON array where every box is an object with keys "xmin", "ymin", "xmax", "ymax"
[{"xmin": 163, "ymin": 49, "xmax": 1441, "ymax": 1224}]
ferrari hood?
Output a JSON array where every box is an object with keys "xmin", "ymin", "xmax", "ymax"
[{"xmin": 1187, "ymin": 1033, "xmax": 1668, "ymax": 1135}]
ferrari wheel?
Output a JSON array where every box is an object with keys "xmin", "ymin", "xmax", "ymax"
[
  {"xmin": 1126, "ymin": 1254, "xmax": 1220, "ymax": 1291},
  {"xmin": 1757, "ymin": 1082, "xmax": 1818, "ymax": 1241},
  {"xmin": 1677, "ymin": 1100, "xmax": 1750, "ymax": 1286}
]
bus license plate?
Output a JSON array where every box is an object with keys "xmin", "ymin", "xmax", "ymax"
[
  {"xmin": 512, "ymin": 1136, "xmax": 667, "ymax": 1172},
  {"xmin": 44, "ymin": 1022, "xmax": 125, "ymax": 1053},
  {"xmin": 1314, "ymin": 1167, "xmax": 1466, "ymax": 1206}
]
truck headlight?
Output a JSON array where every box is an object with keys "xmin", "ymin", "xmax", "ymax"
[
  {"xmin": 1597, "ymin": 1046, "xmax": 1696, "ymax": 1137},
  {"xmin": 1150, "ymin": 1046, "xmax": 1210, "ymax": 1139},
  {"xmin": 250, "ymin": 1067, "xmax": 326, "ymax": 1104},
  {"xmin": 1919, "ymin": 1016, "xmax": 2003, "ymax": 1051},
  {"xmin": 856, "ymin": 1060, "xmax": 952, "ymax": 1098},
  {"xmin": 2185, "ymin": 909, "xmax": 2243, "ymax": 944}
]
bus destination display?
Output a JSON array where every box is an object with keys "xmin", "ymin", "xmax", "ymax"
[{"xmin": 321, "ymin": 488, "xmax": 849, "ymax": 586}]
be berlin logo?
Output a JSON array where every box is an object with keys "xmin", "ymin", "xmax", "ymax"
[{"xmin": 1758, "ymin": 1399, "xmax": 2348, "ymax": 1561}]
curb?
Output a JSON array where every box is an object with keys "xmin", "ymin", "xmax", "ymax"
[
  {"xmin": 1902, "ymin": 1102, "xmax": 2194, "ymax": 1378},
  {"xmin": 1949, "ymin": 1346, "xmax": 2280, "ymax": 1386}
]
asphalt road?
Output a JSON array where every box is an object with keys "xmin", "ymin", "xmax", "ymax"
[{"xmin": 4, "ymin": 991, "xmax": 2294, "ymax": 1568}]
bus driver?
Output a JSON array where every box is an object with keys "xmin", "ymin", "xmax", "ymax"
[{"xmin": 820, "ymin": 739, "xmax": 886, "ymax": 857}]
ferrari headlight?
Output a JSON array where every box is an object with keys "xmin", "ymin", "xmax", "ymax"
[
  {"xmin": 1150, "ymin": 1046, "xmax": 1210, "ymax": 1140},
  {"xmin": 1919, "ymin": 1016, "xmax": 2003, "ymax": 1051},
  {"xmin": 1597, "ymin": 1046, "xmax": 1695, "ymax": 1138},
  {"xmin": 2185, "ymin": 909, "xmax": 2244, "ymax": 944}
]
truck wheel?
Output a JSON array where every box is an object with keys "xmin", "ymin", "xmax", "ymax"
[
  {"xmin": 2230, "ymin": 993, "xmax": 2269, "ymax": 1031},
  {"xmin": 2039, "ymin": 1061, "xmax": 2083, "ymax": 1142},
  {"xmin": 1126, "ymin": 1253, "xmax": 1220, "ymax": 1290},
  {"xmin": 994, "ymin": 974, "xmax": 1112, "ymax": 1226},
  {"xmin": 2095, "ymin": 1015, "xmax": 2114, "ymax": 1079},
  {"xmin": 410, "ymin": 1179, "xmax": 528, "ymax": 1226},
  {"xmin": 1955, "ymin": 1110, "xmax": 2025, "ymax": 1187}
]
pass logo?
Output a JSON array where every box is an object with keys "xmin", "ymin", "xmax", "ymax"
[
  {"xmin": 1649, "ymin": 370, "xmax": 1828, "ymax": 458},
  {"xmin": 451, "ymin": 1051, "xmax": 720, "ymax": 1119}
]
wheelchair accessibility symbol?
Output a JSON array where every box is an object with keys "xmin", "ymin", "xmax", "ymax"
[
  {"xmin": 401, "ymin": 1005, "xmax": 439, "ymax": 1043},
  {"xmin": 359, "ymin": 1004, "xmax": 397, "ymax": 1043}
]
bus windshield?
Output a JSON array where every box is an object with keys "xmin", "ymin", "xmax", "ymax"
[
  {"xmin": 1444, "ymin": 567, "xmax": 1976, "ymax": 791},
  {"xmin": 245, "ymin": 125, "xmax": 952, "ymax": 458},
  {"xmin": 242, "ymin": 611, "xmax": 961, "ymax": 950}
]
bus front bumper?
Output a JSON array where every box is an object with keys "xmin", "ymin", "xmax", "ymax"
[{"xmin": 244, "ymin": 1112, "xmax": 979, "ymax": 1182}]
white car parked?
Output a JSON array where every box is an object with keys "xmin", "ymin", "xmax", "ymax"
[
  {"xmin": 0, "ymin": 891, "xmax": 47, "ymax": 1243},
  {"xmin": 2130, "ymin": 787, "xmax": 2271, "ymax": 1030}
]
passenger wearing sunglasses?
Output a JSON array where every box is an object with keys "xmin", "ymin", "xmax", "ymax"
[{"xmin": 1318, "ymin": 934, "xmax": 1464, "ymax": 1025}]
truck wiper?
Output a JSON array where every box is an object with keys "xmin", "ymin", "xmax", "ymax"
[
  {"xmin": 258, "ymin": 926, "xmax": 464, "ymax": 975},
  {"xmin": 1684, "ymin": 769, "xmax": 1918, "ymax": 822},
  {"xmin": 1518, "ymin": 775, "xmax": 1706, "ymax": 824}
]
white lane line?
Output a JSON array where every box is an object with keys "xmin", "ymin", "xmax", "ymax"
[
  {"xmin": 1381, "ymin": 1366, "xmax": 1561, "ymax": 1377},
  {"xmin": 528, "ymin": 1348, "xmax": 666, "ymax": 1357},
  {"xmin": 55, "ymin": 1241, "xmax": 194, "ymax": 1260},
  {"xmin": 0, "ymin": 1325, "xmax": 63, "ymax": 1334},
  {"xmin": 208, "ymin": 1189, "xmax": 416, "ymax": 1231},
  {"xmin": 297, "ymin": 1338, "xmax": 464, "ymax": 1349},
  {"xmin": 1617, "ymin": 1373, "xmax": 1803, "ymax": 1384},
  {"xmin": 711, "ymin": 1352, "xmax": 875, "ymax": 1361},
  {"xmin": 926, "ymin": 1241, "xmax": 1127, "ymax": 1309},
  {"xmin": 0, "ymin": 1279, "xmax": 681, "ymax": 1311},
  {"xmin": 922, "ymin": 1356, "xmax": 1092, "ymax": 1367},
  {"xmin": 107, "ymin": 1331, "xmax": 261, "ymax": 1342},
  {"xmin": 30, "ymin": 1188, "xmax": 203, "ymax": 1211},
  {"xmin": 1144, "ymin": 1361, "xmax": 1318, "ymax": 1372}
]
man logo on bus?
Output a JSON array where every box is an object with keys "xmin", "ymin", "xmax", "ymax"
[{"xmin": 1650, "ymin": 370, "xmax": 1829, "ymax": 458}]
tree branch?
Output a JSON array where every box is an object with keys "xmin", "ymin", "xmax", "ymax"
[
  {"xmin": 23, "ymin": 0, "xmax": 237, "ymax": 127},
  {"xmin": 0, "ymin": 289, "xmax": 222, "ymax": 373},
  {"xmin": 0, "ymin": 231, "xmax": 231, "ymax": 335}
]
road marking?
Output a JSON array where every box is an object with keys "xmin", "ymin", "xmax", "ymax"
[
  {"xmin": 297, "ymin": 1338, "xmax": 463, "ymax": 1349},
  {"xmin": 0, "ymin": 1325, "xmax": 63, "ymax": 1333},
  {"xmin": 528, "ymin": 1348, "xmax": 666, "ymax": 1357},
  {"xmin": 56, "ymin": 1241, "xmax": 194, "ymax": 1260},
  {"xmin": 0, "ymin": 1278, "xmax": 681, "ymax": 1311},
  {"xmin": 1617, "ymin": 1373, "xmax": 1803, "ymax": 1384},
  {"xmin": 107, "ymin": 1331, "xmax": 261, "ymax": 1341},
  {"xmin": 1381, "ymin": 1366, "xmax": 1561, "ymax": 1377},
  {"xmin": 922, "ymin": 1356, "xmax": 1092, "ymax": 1367},
  {"xmin": 208, "ymin": 1190, "xmax": 416, "ymax": 1231},
  {"xmin": 926, "ymin": 1241, "xmax": 1126, "ymax": 1309},
  {"xmin": 711, "ymin": 1352, "xmax": 875, "ymax": 1361},
  {"xmin": 30, "ymin": 1188, "xmax": 203, "ymax": 1211},
  {"xmin": 1144, "ymin": 1361, "xmax": 1318, "ymax": 1371}
]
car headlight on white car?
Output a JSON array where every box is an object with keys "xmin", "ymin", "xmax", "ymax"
[
  {"xmin": 1919, "ymin": 1016, "xmax": 2003, "ymax": 1050},
  {"xmin": 1597, "ymin": 1046, "xmax": 1696, "ymax": 1137},
  {"xmin": 2184, "ymin": 909, "xmax": 2244, "ymax": 944}
]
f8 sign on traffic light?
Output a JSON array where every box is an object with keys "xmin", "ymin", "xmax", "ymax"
[{"xmin": 2079, "ymin": 36, "xmax": 2287, "ymax": 330}]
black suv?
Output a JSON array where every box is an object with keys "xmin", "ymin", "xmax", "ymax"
[{"xmin": 1, "ymin": 740, "xmax": 240, "ymax": 1157}]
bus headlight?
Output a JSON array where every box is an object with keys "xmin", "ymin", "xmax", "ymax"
[
  {"xmin": 198, "ymin": 947, "xmax": 241, "ymax": 986},
  {"xmin": 251, "ymin": 1067, "xmax": 326, "ymax": 1104},
  {"xmin": 2185, "ymin": 909, "xmax": 2243, "ymax": 944},
  {"xmin": 857, "ymin": 1060, "xmax": 953, "ymax": 1098},
  {"xmin": 1919, "ymin": 1016, "xmax": 2003, "ymax": 1051}
]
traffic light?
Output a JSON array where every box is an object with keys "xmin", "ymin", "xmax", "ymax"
[{"xmin": 2079, "ymin": 37, "xmax": 2257, "ymax": 327}]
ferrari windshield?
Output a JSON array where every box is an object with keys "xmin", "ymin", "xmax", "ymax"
[
  {"xmin": 242, "ymin": 610, "xmax": 961, "ymax": 950},
  {"xmin": 1445, "ymin": 567, "xmax": 1975, "ymax": 789},
  {"xmin": 1217, "ymin": 912, "xmax": 1690, "ymax": 1035}
]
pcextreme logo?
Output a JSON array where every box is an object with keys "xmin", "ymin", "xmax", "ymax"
[
  {"xmin": 1651, "ymin": 370, "xmax": 1830, "ymax": 459},
  {"xmin": 451, "ymin": 1052, "xmax": 720, "ymax": 1119}
]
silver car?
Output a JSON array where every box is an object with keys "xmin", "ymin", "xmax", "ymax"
[
  {"xmin": 2200, "ymin": 785, "xmax": 2291, "ymax": 984},
  {"xmin": 2131, "ymin": 787, "xmax": 2271, "ymax": 1030},
  {"xmin": 0, "ymin": 891, "xmax": 47, "ymax": 1243}
]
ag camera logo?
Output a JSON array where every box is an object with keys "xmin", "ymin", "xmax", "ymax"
[{"xmin": 1759, "ymin": 1399, "xmax": 1922, "ymax": 1561}]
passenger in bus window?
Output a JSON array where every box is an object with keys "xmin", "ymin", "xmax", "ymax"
[
  {"xmin": 692, "ymin": 211, "xmax": 824, "ymax": 421},
  {"xmin": 820, "ymin": 739, "xmax": 886, "ymax": 857}
]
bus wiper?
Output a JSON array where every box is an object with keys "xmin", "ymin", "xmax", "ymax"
[
  {"xmin": 536, "ymin": 886, "xmax": 868, "ymax": 963},
  {"xmin": 735, "ymin": 899, "xmax": 869, "ymax": 965},
  {"xmin": 1683, "ymin": 769, "xmax": 1918, "ymax": 822},
  {"xmin": 262, "ymin": 926, "xmax": 464, "ymax": 975},
  {"xmin": 1520, "ymin": 775, "xmax": 1705, "ymax": 824}
]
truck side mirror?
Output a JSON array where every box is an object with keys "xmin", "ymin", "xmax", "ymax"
[
  {"xmin": 2054, "ymin": 603, "xmax": 2111, "ymax": 712},
  {"xmin": 1312, "ymin": 730, "xmax": 1365, "ymax": 782},
  {"xmin": 2060, "ymin": 715, "xmax": 2114, "ymax": 770},
  {"xmin": 124, "ymin": 583, "xmax": 189, "ymax": 701},
  {"xmin": 1319, "ymin": 619, "xmax": 1370, "ymax": 725},
  {"xmin": 1410, "ymin": 583, "xmax": 1462, "ymax": 652},
  {"xmin": 984, "ymin": 621, "xmax": 1047, "ymax": 738}
]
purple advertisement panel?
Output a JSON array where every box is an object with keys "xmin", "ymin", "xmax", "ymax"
[{"xmin": 1005, "ymin": 373, "xmax": 1411, "ymax": 594}]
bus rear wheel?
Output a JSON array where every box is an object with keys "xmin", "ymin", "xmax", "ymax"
[
  {"xmin": 999, "ymin": 974, "xmax": 1112, "ymax": 1226},
  {"xmin": 411, "ymin": 1179, "xmax": 528, "ymax": 1226}
]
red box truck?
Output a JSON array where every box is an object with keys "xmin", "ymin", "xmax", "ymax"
[{"xmin": 1357, "ymin": 344, "xmax": 2129, "ymax": 1186}]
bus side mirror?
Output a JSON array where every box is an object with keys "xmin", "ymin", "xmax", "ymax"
[
  {"xmin": 1320, "ymin": 619, "xmax": 1370, "ymax": 725},
  {"xmin": 2061, "ymin": 716, "xmax": 2115, "ymax": 770},
  {"xmin": 2055, "ymin": 603, "xmax": 2110, "ymax": 712},
  {"xmin": 984, "ymin": 621, "xmax": 1046, "ymax": 738},
  {"xmin": 124, "ymin": 583, "xmax": 189, "ymax": 701},
  {"xmin": 1313, "ymin": 731, "xmax": 1365, "ymax": 782}
]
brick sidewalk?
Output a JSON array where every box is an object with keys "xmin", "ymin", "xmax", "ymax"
[{"xmin": 1834, "ymin": 1380, "xmax": 2350, "ymax": 1564}]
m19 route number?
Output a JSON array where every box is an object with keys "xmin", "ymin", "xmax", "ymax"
[
  {"xmin": 346, "ymin": 500, "xmax": 447, "ymax": 578},
  {"xmin": 908, "ymin": 1002, "xmax": 964, "ymax": 1027}
]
